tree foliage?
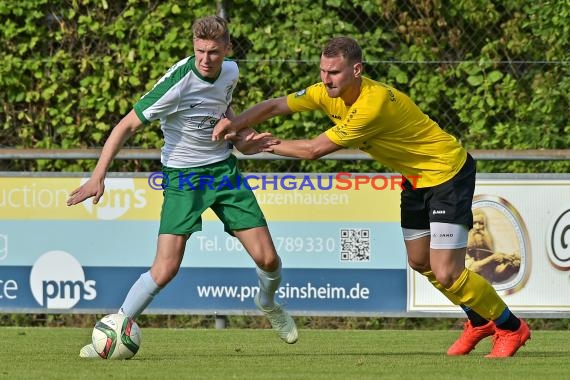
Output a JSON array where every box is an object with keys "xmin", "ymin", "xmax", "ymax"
[{"xmin": 1, "ymin": 0, "xmax": 568, "ymax": 173}]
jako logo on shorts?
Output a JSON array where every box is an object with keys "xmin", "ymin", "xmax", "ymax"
[
  {"xmin": 29, "ymin": 250, "xmax": 96, "ymax": 309},
  {"xmin": 81, "ymin": 178, "xmax": 146, "ymax": 220}
]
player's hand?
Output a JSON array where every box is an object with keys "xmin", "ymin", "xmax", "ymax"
[
  {"xmin": 249, "ymin": 131, "xmax": 280, "ymax": 153},
  {"xmin": 212, "ymin": 117, "xmax": 237, "ymax": 141},
  {"xmin": 234, "ymin": 130, "xmax": 280, "ymax": 155},
  {"xmin": 67, "ymin": 178, "xmax": 105, "ymax": 206}
]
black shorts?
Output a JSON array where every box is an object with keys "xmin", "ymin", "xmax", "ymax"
[{"xmin": 400, "ymin": 154, "xmax": 476, "ymax": 229}]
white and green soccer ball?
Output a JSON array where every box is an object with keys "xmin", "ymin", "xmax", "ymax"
[{"xmin": 91, "ymin": 313, "xmax": 141, "ymax": 359}]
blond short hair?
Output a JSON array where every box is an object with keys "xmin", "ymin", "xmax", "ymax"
[{"xmin": 192, "ymin": 16, "xmax": 230, "ymax": 44}]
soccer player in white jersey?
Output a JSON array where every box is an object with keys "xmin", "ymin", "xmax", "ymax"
[{"xmin": 67, "ymin": 15, "xmax": 298, "ymax": 357}]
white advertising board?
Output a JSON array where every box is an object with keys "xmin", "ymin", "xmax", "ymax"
[{"xmin": 408, "ymin": 176, "xmax": 570, "ymax": 316}]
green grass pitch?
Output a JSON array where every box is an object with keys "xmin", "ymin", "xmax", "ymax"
[{"xmin": 1, "ymin": 327, "xmax": 568, "ymax": 380}]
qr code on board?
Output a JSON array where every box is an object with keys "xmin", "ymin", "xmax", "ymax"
[{"xmin": 340, "ymin": 228, "xmax": 370, "ymax": 262}]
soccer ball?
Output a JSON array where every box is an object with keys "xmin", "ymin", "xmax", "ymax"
[{"xmin": 91, "ymin": 313, "xmax": 141, "ymax": 359}]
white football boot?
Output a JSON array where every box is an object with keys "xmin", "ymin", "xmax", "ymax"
[
  {"xmin": 254, "ymin": 293, "xmax": 298, "ymax": 344},
  {"xmin": 79, "ymin": 344, "xmax": 100, "ymax": 358}
]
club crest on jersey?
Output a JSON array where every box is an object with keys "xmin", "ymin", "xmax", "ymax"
[{"xmin": 295, "ymin": 89, "xmax": 307, "ymax": 97}]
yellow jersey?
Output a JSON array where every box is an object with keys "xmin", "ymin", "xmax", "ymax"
[{"xmin": 286, "ymin": 77, "xmax": 467, "ymax": 188}]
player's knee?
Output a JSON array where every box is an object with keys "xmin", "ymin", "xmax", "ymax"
[
  {"xmin": 150, "ymin": 265, "xmax": 179, "ymax": 287},
  {"xmin": 407, "ymin": 257, "xmax": 430, "ymax": 273},
  {"xmin": 433, "ymin": 271, "xmax": 457, "ymax": 289},
  {"xmin": 255, "ymin": 254, "xmax": 280, "ymax": 272}
]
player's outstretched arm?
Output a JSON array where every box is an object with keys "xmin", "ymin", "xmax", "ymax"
[
  {"xmin": 212, "ymin": 97, "xmax": 291, "ymax": 141},
  {"xmin": 270, "ymin": 133, "xmax": 342, "ymax": 160},
  {"xmin": 67, "ymin": 110, "xmax": 144, "ymax": 206}
]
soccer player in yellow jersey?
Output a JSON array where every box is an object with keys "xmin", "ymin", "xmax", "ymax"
[{"xmin": 213, "ymin": 36, "xmax": 530, "ymax": 357}]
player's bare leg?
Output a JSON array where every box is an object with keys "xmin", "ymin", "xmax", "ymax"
[
  {"xmin": 80, "ymin": 234, "xmax": 186, "ymax": 358},
  {"xmin": 235, "ymin": 226, "xmax": 298, "ymax": 344}
]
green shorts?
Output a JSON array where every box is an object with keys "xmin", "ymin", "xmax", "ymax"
[{"xmin": 158, "ymin": 155, "xmax": 267, "ymax": 235}]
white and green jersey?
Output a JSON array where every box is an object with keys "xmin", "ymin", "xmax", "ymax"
[{"xmin": 133, "ymin": 56, "xmax": 238, "ymax": 168}]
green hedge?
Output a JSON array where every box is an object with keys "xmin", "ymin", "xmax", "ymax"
[
  {"xmin": 2, "ymin": 313, "xmax": 570, "ymax": 330},
  {"xmin": 1, "ymin": 0, "xmax": 568, "ymax": 173}
]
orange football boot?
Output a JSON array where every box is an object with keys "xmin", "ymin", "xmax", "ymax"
[
  {"xmin": 485, "ymin": 319, "xmax": 531, "ymax": 358},
  {"xmin": 447, "ymin": 320, "xmax": 495, "ymax": 356}
]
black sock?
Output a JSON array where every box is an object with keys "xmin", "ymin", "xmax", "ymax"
[
  {"xmin": 495, "ymin": 312, "xmax": 521, "ymax": 332},
  {"xmin": 465, "ymin": 308, "xmax": 489, "ymax": 327}
]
